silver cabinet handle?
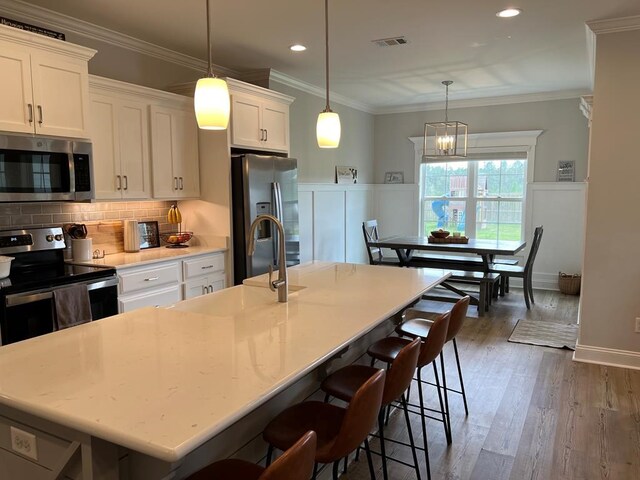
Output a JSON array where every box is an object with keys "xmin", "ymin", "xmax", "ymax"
[
  {"xmin": 209, "ymin": 284, "xmax": 214, "ymax": 292},
  {"xmin": 37, "ymin": 105, "xmax": 43, "ymax": 125},
  {"xmin": 202, "ymin": 286, "xmax": 208, "ymax": 295},
  {"xmin": 144, "ymin": 277, "xmax": 159, "ymax": 282},
  {"xmin": 200, "ymin": 265, "xmax": 214, "ymax": 270},
  {"xmin": 264, "ymin": 129, "xmax": 268, "ymax": 142},
  {"xmin": 123, "ymin": 175, "xmax": 128, "ymax": 190},
  {"xmin": 116, "ymin": 175, "xmax": 122, "ymax": 190},
  {"xmin": 260, "ymin": 128, "xmax": 265, "ymax": 141},
  {"xmin": 27, "ymin": 104, "xmax": 33, "ymax": 124},
  {"xmin": 174, "ymin": 177, "xmax": 178, "ymax": 190},
  {"xmin": 179, "ymin": 177, "xmax": 184, "ymax": 190}
]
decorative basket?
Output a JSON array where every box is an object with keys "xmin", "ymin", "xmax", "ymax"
[{"xmin": 558, "ymin": 272, "xmax": 581, "ymax": 295}]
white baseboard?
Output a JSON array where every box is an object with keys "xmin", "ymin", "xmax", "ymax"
[{"xmin": 573, "ymin": 343, "xmax": 640, "ymax": 370}]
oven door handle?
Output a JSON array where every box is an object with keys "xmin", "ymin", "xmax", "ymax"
[{"xmin": 5, "ymin": 277, "xmax": 119, "ymax": 307}]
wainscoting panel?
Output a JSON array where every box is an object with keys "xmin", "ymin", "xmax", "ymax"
[
  {"xmin": 345, "ymin": 188, "xmax": 374, "ymax": 264},
  {"xmin": 298, "ymin": 190, "xmax": 314, "ymax": 264},
  {"xmin": 312, "ymin": 190, "xmax": 346, "ymax": 262}
]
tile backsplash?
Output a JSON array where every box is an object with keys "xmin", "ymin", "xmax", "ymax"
[{"xmin": 0, "ymin": 201, "xmax": 176, "ymax": 232}]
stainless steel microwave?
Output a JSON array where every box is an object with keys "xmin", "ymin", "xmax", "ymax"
[{"xmin": 0, "ymin": 133, "xmax": 94, "ymax": 202}]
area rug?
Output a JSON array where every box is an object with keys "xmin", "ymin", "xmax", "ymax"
[{"xmin": 508, "ymin": 319, "xmax": 578, "ymax": 350}]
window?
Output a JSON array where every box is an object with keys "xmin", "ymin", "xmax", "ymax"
[{"xmin": 419, "ymin": 158, "xmax": 527, "ymax": 241}]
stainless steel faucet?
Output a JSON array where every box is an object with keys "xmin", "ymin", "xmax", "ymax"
[{"xmin": 247, "ymin": 214, "xmax": 288, "ymax": 302}]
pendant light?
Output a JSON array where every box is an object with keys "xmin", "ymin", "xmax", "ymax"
[
  {"xmin": 316, "ymin": 0, "xmax": 341, "ymax": 148},
  {"xmin": 423, "ymin": 81, "xmax": 468, "ymax": 160},
  {"xmin": 194, "ymin": 0, "xmax": 230, "ymax": 130}
]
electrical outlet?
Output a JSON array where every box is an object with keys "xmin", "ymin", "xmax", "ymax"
[
  {"xmin": 636, "ymin": 318, "xmax": 640, "ymax": 333},
  {"xmin": 10, "ymin": 426, "xmax": 37, "ymax": 460}
]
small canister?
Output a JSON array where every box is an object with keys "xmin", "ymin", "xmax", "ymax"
[{"xmin": 123, "ymin": 220, "xmax": 140, "ymax": 253}]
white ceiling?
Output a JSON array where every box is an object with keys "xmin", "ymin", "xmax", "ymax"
[{"xmin": 11, "ymin": 0, "xmax": 640, "ymax": 110}]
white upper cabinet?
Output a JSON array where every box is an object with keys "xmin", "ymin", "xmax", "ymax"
[
  {"xmin": 0, "ymin": 24, "xmax": 95, "ymax": 138},
  {"xmin": 227, "ymin": 78, "xmax": 293, "ymax": 153},
  {"xmin": 150, "ymin": 105, "xmax": 200, "ymax": 199},
  {"xmin": 89, "ymin": 87, "xmax": 151, "ymax": 200}
]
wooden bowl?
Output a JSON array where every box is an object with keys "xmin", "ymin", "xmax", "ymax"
[{"xmin": 430, "ymin": 230, "xmax": 450, "ymax": 239}]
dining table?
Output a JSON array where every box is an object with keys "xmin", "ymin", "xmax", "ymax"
[{"xmin": 371, "ymin": 236, "xmax": 527, "ymax": 270}]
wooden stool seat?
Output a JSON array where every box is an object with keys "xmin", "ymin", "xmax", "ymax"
[
  {"xmin": 397, "ymin": 318, "xmax": 433, "ymax": 339},
  {"xmin": 321, "ymin": 364, "xmax": 377, "ymax": 404}
]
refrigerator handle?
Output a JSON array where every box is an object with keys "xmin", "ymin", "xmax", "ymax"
[
  {"xmin": 271, "ymin": 182, "xmax": 279, "ymax": 266},
  {"xmin": 274, "ymin": 182, "xmax": 285, "ymax": 268}
]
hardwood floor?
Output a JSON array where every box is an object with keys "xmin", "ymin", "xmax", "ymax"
[{"xmin": 342, "ymin": 289, "xmax": 640, "ymax": 480}]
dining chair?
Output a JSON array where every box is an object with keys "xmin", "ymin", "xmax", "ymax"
[
  {"xmin": 186, "ymin": 431, "xmax": 316, "ymax": 480},
  {"xmin": 362, "ymin": 219, "xmax": 400, "ymax": 266},
  {"xmin": 489, "ymin": 226, "xmax": 543, "ymax": 309},
  {"xmin": 263, "ymin": 369, "xmax": 386, "ymax": 480}
]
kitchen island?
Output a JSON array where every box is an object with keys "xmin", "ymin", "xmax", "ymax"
[{"xmin": 0, "ymin": 262, "xmax": 448, "ymax": 479}]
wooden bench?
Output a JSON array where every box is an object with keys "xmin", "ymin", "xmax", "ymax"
[{"xmin": 423, "ymin": 271, "xmax": 500, "ymax": 317}]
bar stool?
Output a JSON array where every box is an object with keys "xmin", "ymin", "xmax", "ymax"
[
  {"xmin": 399, "ymin": 296, "xmax": 471, "ymax": 432},
  {"xmin": 186, "ymin": 430, "xmax": 316, "ymax": 480},
  {"xmin": 263, "ymin": 369, "xmax": 386, "ymax": 480},
  {"xmin": 320, "ymin": 337, "xmax": 422, "ymax": 480},
  {"xmin": 367, "ymin": 311, "xmax": 451, "ymax": 480}
]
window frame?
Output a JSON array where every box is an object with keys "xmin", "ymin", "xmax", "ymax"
[{"xmin": 410, "ymin": 130, "xmax": 542, "ymax": 240}]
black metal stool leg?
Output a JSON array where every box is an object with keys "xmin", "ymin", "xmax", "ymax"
[
  {"xmin": 416, "ymin": 367, "xmax": 431, "ymax": 480},
  {"xmin": 401, "ymin": 393, "xmax": 422, "ymax": 480},
  {"xmin": 439, "ymin": 352, "xmax": 452, "ymax": 442},
  {"xmin": 266, "ymin": 444, "xmax": 274, "ymax": 466},
  {"xmin": 333, "ymin": 460, "xmax": 340, "ymax": 480},
  {"xmin": 343, "ymin": 455, "xmax": 348, "ymax": 473},
  {"xmin": 432, "ymin": 361, "xmax": 451, "ymax": 444},
  {"xmin": 313, "ymin": 462, "xmax": 318, "ymax": 479},
  {"xmin": 364, "ymin": 438, "xmax": 377, "ymax": 480},
  {"xmin": 452, "ymin": 338, "xmax": 469, "ymax": 415},
  {"xmin": 378, "ymin": 411, "xmax": 389, "ymax": 480}
]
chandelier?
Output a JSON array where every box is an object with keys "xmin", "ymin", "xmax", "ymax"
[{"xmin": 423, "ymin": 81, "xmax": 467, "ymax": 160}]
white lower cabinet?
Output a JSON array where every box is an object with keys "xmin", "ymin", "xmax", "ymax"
[{"xmin": 117, "ymin": 252, "xmax": 226, "ymax": 313}]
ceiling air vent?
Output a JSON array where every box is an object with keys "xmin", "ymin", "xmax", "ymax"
[{"xmin": 372, "ymin": 36, "xmax": 408, "ymax": 47}]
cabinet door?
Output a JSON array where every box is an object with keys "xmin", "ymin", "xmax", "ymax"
[
  {"xmin": 89, "ymin": 94, "xmax": 121, "ymax": 200},
  {"xmin": 150, "ymin": 106, "xmax": 178, "ymax": 199},
  {"xmin": 184, "ymin": 276, "xmax": 210, "ymax": 300},
  {"xmin": 262, "ymin": 100, "xmax": 289, "ymax": 152},
  {"xmin": 230, "ymin": 94, "xmax": 262, "ymax": 149},
  {"xmin": 210, "ymin": 272, "xmax": 226, "ymax": 292},
  {"xmin": 30, "ymin": 52, "xmax": 90, "ymax": 138},
  {"xmin": 0, "ymin": 43, "xmax": 34, "ymax": 134},
  {"xmin": 119, "ymin": 101, "xmax": 151, "ymax": 199},
  {"xmin": 172, "ymin": 110, "xmax": 200, "ymax": 198}
]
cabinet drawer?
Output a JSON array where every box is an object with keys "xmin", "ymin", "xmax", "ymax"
[
  {"xmin": 183, "ymin": 254, "xmax": 224, "ymax": 280},
  {"xmin": 119, "ymin": 263, "xmax": 180, "ymax": 294},
  {"xmin": 119, "ymin": 284, "xmax": 181, "ymax": 313}
]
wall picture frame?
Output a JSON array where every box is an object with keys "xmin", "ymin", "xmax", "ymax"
[
  {"xmin": 138, "ymin": 221, "xmax": 160, "ymax": 249},
  {"xmin": 384, "ymin": 171, "xmax": 404, "ymax": 184},
  {"xmin": 336, "ymin": 165, "xmax": 358, "ymax": 184},
  {"xmin": 557, "ymin": 160, "xmax": 575, "ymax": 182}
]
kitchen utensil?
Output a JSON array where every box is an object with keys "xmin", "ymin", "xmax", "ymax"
[
  {"xmin": 123, "ymin": 220, "xmax": 140, "ymax": 252},
  {"xmin": 68, "ymin": 224, "xmax": 88, "ymax": 239},
  {"xmin": 0, "ymin": 255, "xmax": 13, "ymax": 279},
  {"xmin": 160, "ymin": 231, "xmax": 193, "ymax": 248}
]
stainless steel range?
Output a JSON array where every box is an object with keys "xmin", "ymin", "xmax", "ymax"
[{"xmin": 0, "ymin": 227, "xmax": 118, "ymax": 345}]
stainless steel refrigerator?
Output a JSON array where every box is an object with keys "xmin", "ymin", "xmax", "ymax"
[{"xmin": 231, "ymin": 154, "xmax": 299, "ymax": 285}]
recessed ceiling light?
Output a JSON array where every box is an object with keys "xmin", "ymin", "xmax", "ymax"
[
  {"xmin": 497, "ymin": 8, "xmax": 522, "ymax": 18},
  {"xmin": 289, "ymin": 44, "xmax": 307, "ymax": 52}
]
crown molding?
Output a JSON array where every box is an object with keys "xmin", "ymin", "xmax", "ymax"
[
  {"xmin": 0, "ymin": 0, "xmax": 237, "ymax": 77},
  {"xmin": 0, "ymin": 23, "xmax": 95, "ymax": 60},
  {"xmin": 374, "ymin": 89, "xmax": 591, "ymax": 115},
  {"xmin": 587, "ymin": 15, "xmax": 640, "ymax": 34},
  {"xmin": 89, "ymin": 75, "xmax": 192, "ymax": 107},
  {"xmin": 269, "ymin": 70, "xmax": 375, "ymax": 114}
]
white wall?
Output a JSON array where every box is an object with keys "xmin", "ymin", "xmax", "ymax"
[
  {"xmin": 374, "ymin": 99, "xmax": 590, "ymax": 184},
  {"xmin": 576, "ymin": 27, "xmax": 640, "ymax": 369}
]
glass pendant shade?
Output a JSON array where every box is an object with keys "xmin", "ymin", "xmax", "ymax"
[
  {"xmin": 316, "ymin": 111, "xmax": 341, "ymax": 148},
  {"xmin": 194, "ymin": 77, "xmax": 230, "ymax": 130}
]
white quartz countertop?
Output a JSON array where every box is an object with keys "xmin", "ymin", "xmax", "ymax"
[
  {"xmin": 73, "ymin": 245, "xmax": 226, "ymax": 269},
  {"xmin": 0, "ymin": 262, "xmax": 449, "ymax": 462}
]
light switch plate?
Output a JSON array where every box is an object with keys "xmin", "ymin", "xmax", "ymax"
[{"xmin": 10, "ymin": 426, "xmax": 38, "ymax": 460}]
